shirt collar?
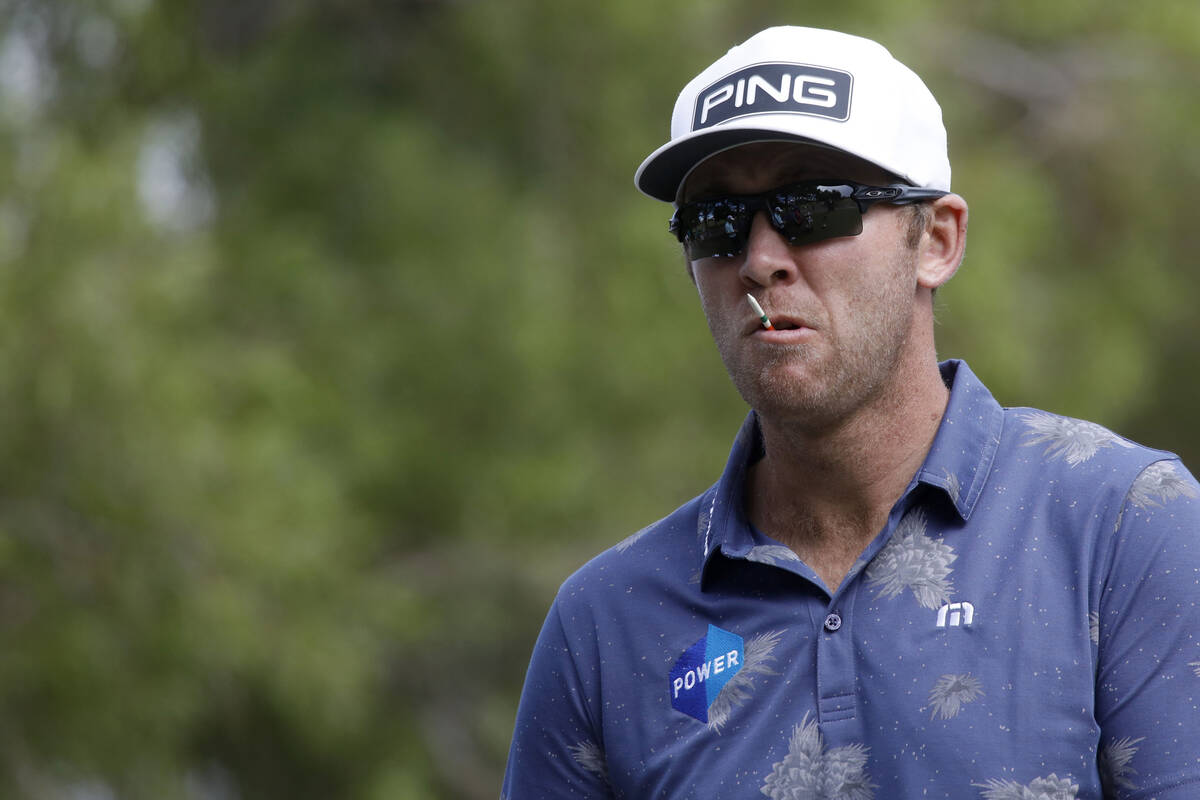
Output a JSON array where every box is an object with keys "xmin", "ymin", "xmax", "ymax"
[
  {"xmin": 697, "ymin": 359, "xmax": 1004, "ymax": 579},
  {"xmin": 918, "ymin": 359, "xmax": 1004, "ymax": 521}
]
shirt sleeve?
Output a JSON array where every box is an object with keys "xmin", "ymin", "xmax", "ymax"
[
  {"xmin": 1094, "ymin": 458, "xmax": 1200, "ymax": 798},
  {"xmin": 502, "ymin": 595, "xmax": 614, "ymax": 800}
]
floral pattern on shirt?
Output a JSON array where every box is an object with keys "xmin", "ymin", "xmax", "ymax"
[
  {"xmin": 614, "ymin": 523, "xmax": 653, "ymax": 553},
  {"xmin": 746, "ymin": 545, "xmax": 802, "ymax": 567},
  {"xmin": 761, "ymin": 713, "xmax": 874, "ymax": 799},
  {"xmin": 865, "ymin": 508, "xmax": 956, "ymax": 610},
  {"xmin": 975, "ymin": 773, "xmax": 1078, "ymax": 799},
  {"xmin": 942, "ymin": 470, "xmax": 962, "ymax": 505},
  {"xmin": 569, "ymin": 738, "xmax": 609, "ymax": 785},
  {"xmin": 924, "ymin": 673, "xmax": 983, "ymax": 720},
  {"xmin": 1099, "ymin": 736, "xmax": 1143, "ymax": 792},
  {"xmin": 1128, "ymin": 460, "xmax": 1200, "ymax": 509},
  {"xmin": 1020, "ymin": 411, "xmax": 1134, "ymax": 466},
  {"xmin": 708, "ymin": 630, "xmax": 783, "ymax": 732}
]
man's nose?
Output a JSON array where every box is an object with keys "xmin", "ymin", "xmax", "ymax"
[{"xmin": 738, "ymin": 212, "xmax": 799, "ymax": 288}]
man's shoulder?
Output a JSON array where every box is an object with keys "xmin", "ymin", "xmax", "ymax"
[
  {"xmin": 556, "ymin": 489, "xmax": 712, "ymax": 598},
  {"xmin": 998, "ymin": 405, "xmax": 1189, "ymax": 493},
  {"xmin": 941, "ymin": 361, "xmax": 1192, "ymax": 500}
]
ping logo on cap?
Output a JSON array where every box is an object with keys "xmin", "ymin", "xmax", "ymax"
[
  {"xmin": 692, "ymin": 62, "xmax": 852, "ymax": 130},
  {"xmin": 669, "ymin": 624, "xmax": 745, "ymax": 723}
]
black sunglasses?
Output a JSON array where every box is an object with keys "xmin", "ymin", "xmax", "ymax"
[{"xmin": 669, "ymin": 181, "xmax": 948, "ymax": 260}]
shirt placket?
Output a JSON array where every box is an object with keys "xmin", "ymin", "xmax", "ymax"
[{"xmin": 815, "ymin": 584, "xmax": 861, "ymax": 741}]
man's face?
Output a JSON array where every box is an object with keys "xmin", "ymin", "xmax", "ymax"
[{"xmin": 681, "ymin": 142, "xmax": 926, "ymax": 430}]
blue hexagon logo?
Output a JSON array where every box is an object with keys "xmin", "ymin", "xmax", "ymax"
[{"xmin": 669, "ymin": 624, "xmax": 745, "ymax": 723}]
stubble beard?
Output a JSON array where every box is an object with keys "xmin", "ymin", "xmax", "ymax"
[{"xmin": 715, "ymin": 252, "xmax": 919, "ymax": 433}]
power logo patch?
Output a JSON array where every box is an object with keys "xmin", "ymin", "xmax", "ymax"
[{"xmin": 669, "ymin": 624, "xmax": 745, "ymax": 723}]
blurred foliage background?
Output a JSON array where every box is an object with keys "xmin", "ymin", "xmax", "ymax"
[{"xmin": 0, "ymin": 0, "xmax": 1197, "ymax": 797}]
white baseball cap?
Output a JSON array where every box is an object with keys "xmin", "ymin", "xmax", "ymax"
[{"xmin": 634, "ymin": 26, "xmax": 951, "ymax": 202}]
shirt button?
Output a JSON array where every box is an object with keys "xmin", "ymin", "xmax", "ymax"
[{"xmin": 824, "ymin": 613, "xmax": 843, "ymax": 632}]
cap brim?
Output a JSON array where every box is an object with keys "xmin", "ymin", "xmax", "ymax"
[{"xmin": 635, "ymin": 127, "xmax": 845, "ymax": 203}]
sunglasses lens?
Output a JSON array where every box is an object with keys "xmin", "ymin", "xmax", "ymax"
[
  {"xmin": 672, "ymin": 185, "xmax": 868, "ymax": 259},
  {"xmin": 676, "ymin": 200, "xmax": 752, "ymax": 260},
  {"xmin": 768, "ymin": 189, "xmax": 864, "ymax": 245}
]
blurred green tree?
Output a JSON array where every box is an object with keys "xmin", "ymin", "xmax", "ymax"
[{"xmin": 0, "ymin": 1, "xmax": 1196, "ymax": 798}]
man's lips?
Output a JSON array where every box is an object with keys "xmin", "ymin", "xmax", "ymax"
[
  {"xmin": 744, "ymin": 312, "xmax": 812, "ymax": 336},
  {"xmin": 765, "ymin": 314, "xmax": 808, "ymax": 331}
]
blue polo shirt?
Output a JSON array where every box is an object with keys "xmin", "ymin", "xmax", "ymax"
[{"xmin": 502, "ymin": 360, "xmax": 1200, "ymax": 799}]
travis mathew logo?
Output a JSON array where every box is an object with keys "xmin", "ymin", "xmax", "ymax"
[
  {"xmin": 669, "ymin": 624, "xmax": 745, "ymax": 723},
  {"xmin": 691, "ymin": 62, "xmax": 853, "ymax": 130}
]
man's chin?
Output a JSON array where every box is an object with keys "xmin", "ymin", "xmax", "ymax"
[{"xmin": 735, "ymin": 372, "xmax": 836, "ymax": 421}]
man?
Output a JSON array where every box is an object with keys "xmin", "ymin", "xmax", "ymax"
[{"xmin": 503, "ymin": 26, "xmax": 1200, "ymax": 799}]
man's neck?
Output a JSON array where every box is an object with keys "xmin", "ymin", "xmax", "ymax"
[{"xmin": 745, "ymin": 360, "xmax": 950, "ymax": 592}]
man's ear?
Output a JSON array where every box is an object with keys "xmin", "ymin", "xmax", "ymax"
[{"xmin": 916, "ymin": 194, "xmax": 969, "ymax": 289}]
